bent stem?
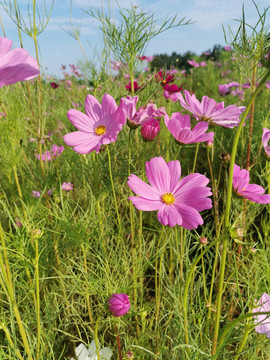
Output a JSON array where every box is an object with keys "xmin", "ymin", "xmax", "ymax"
[
  {"xmin": 107, "ymin": 145, "xmax": 122, "ymax": 235},
  {"xmin": 211, "ymin": 69, "xmax": 270, "ymax": 355}
]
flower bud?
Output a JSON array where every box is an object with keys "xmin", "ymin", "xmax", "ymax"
[
  {"xmin": 108, "ymin": 293, "xmax": 130, "ymax": 317},
  {"xmin": 199, "ymin": 237, "xmax": 208, "ymax": 245},
  {"xmin": 141, "ymin": 118, "xmax": 160, "ymax": 141}
]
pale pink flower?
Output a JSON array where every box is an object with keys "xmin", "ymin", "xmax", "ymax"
[
  {"xmin": 262, "ymin": 128, "xmax": 270, "ymax": 157},
  {"xmin": 62, "ymin": 182, "xmax": 74, "ymax": 191},
  {"xmin": 200, "ymin": 61, "xmax": 207, "ymax": 67},
  {"xmin": 178, "ymin": 90, "xmax": 245, "ymax": 128},
  {"xmin": 265, "ymin": 81, "xmax": 270, "ymax": 89},
  {"xmin": 32, "ymin": 191, "xmax": 41, "ymax": 198},
  {"xmin": 252, "ymin": 293, "xmax": 270, "ymax": 338},
  {"xmin": 218, "ymin": 84, "xmax": 231, "ymax": 96},
  {"xmin": 128, "ymin": 157, "xmax": 212, "ymax": 229},
  {"xmin": 120, "ymin": 96, "xmax": 165, "ymax": 128},
  {"xmin": 164, "ymin": 112, "xmax": 214, "ymax": 145},
  {"xmin": 232, "ymin": 164, "xmax": 270, "ymax": 204},
  {"xmin": 63, "ymin": 93, "xmax": 126, "ymax": 154},
  {"xmin": 187, "ymin": 59, "xmax": 200, "ymax": 67},
  {"xmin": 0, "ymin": 36, "xmax": 39, "ymax": 87},
  {"xmin": 224, "ymin": 46, "xmax": 231, "ymax": 52}
]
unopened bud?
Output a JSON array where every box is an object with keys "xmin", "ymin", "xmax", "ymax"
[
  {"xmin": 126, "ymin": 350, "xmax": 134, "ymax": 359},
  {"xmin": 199, "ymin": 237, "xmax": 208, "ymax": 245}
]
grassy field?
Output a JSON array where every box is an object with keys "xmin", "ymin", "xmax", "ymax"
[{"xmin": 0, "ymin": 3, "xmax": 270, "ymax": 360}]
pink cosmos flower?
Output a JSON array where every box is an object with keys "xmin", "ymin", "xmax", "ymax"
[
  {"xmin": 232, "ymin": 164, "xmax": 270, "ymax": 204},
  {"xmin": 62, "ymin": 182, "xmax": 74, "ymax": 191},
  {"xmin": 120, "ymin": 96, "xmax": 166, "ymax": 128},
  {"xmin": 178, "ymin": 90, "xmax": 245, "ymax": 128},
  {"xmin": 164, "ymin": 112, "xmax": 214, "ymax": 145},
  {"xmin": 108, "ymin": 293, "xmax": 130, "ymax": 317},
  {"xmin": 128, "ymin": 157, "xmax": 212, "ymax": 229},
  {"xmin": 163, "ymin": 84, "xmax": 183, "ymax": 102},
  {"xmin": 32, "ymin": 191, "xmax": 41, "ymax": 198},
  {"xmin": 224, "ymin": 46, "xmax": 231, "ymax": 52},
  {"xmin": 141, "ymin": 118, "xmax": 160, "ymax": 141},
  {"xmin": 187, "ymin": 59, "xmax": 200, "ymax": 67},
  {"xmin": 35, "ymin": 144, "xmax": 64, "ymax": 161},
  {"xmin": 266, "ymin": 81, "xmax": 270, "ymax": 89},
  {"xmin": 200, "ymin": 61, "xmax": 207, "ymax": 67},
  {"xmin": 218, "ymin": 84, "xmax": 231, "ymax": 96},
  {"xmin": 0, "ymin": 36, "xmax": 39, "ymax": 88},
  {"xmin": 204, "ymin": 52, "xmax": 211, "ymax": 56},
  {"xmin": 63, "ymin": 93, "xmax": 126, "ymax": 154},
  {"xmin": 252, "ymin": 293, "xmax": 270, "ymax": 338},
  {"xmin": 155, "ymin": 70, "xmax": 175, "ymax": 86},
  {"xmin": 262, "ymin": 128, "xmax": 270, "ymax": 158}
]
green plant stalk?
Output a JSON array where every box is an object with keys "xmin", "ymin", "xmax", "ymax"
[
  {"xmin": 12, "ymin": 164, "xmax": 23, "ymax": 203},
  {"xmin": 94, "ymin": 317, "xmax": 101, "ymax": 360},
  {"xmin": 234, "ymin": 322, "xmax": 252, "ymax": 360},
  {"xmin": 116, "ymin": 324, "xmax": 123, "ymax": 360},
  {"xmin": 82, "ymin": 244, "xmax": 94, "ymax": 324},
  {"xmin": 211, "ymin": 69, "xmax": 270, "ymax": 355},
  {"xmin": 201, "ymin": 246, "xmax": 208, "ymax": 302},
  {"xmin": 0, "ymin": 323, "xmax": 24, "ymax": 360},
  {"xmin": 155, "ymin": 226, "xmax": 164, "ymax": 328},
  {"xmin": 35, "ymin": 235, "xmax": 41, "ymax": 360},
  {"xmin": 0, "ymin": 223, "xmax": 33, "ymax": 359},
  {"xmin": 107, "ymin": 145, "xmax": 122, "ymax": 234},
  {"xmin": 192, "ymin": 142, "xmax": 200, "ymax": 173},
  {"xmin": 183, "ymin": 236, "xmax": 222, "ymax": 353}
]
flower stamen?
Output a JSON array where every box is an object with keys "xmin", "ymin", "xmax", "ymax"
[
  {"xmin": 162, "ymin": 192, "xmax": 175, "ymax": 205},
  {"xmin": 95, "ymin": 125, "xmax": 106, "ymax": 135}
]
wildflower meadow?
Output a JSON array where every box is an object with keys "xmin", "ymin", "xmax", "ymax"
[{"xmin": 1, "ymin": 1, "xmax": 270, "ymax": 359}]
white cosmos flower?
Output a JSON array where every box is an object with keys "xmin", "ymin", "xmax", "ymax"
[{"xmin": 70, "ymin": 340, "xmax": 113, "ymax": 360}]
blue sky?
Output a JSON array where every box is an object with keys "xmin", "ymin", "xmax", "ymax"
[{"xmin": 1, "ymin": 0, "xmax": 269, "ymax": 77}]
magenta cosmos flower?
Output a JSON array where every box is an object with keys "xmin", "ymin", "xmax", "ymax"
[
  {"xmin": 252, "ymin": 293, "xmax": 270, "ymax": 338},
  {"xmin": 63, "ymin": 93, "xmax": 126, "ymax": 154},
  {"xmin": 232, "ymin": 164, "xmax": 270, "ymax": 204},
  {"xmin": 120, "ymin": 95, "xmax": 165, "ymax": 128},
  {"xmin": 164, "ymin": 112, "xmax": 214, "ymax": 145},
  {"xmin": 0, "ymin": 36, "xmax": 39, "ymax": 88},
  {"xmin": 262, "ymin": 128, "xmax": 270, "ymax": 158},
  {"xmin": 178, "ymin": 90, "xmax": 245, "ymax": 128},
  {"xmin": 128, "ymin": 157, "xmax": 212, "ymax": 229},
  {"xmin": 187, "ymin": 59, "xmax": 200, "ymax": 67},
  {"xmin": 163, "ymin": 84, "xmax": 183, "ymax": 102},
  {"xmin": 141, "ymin": 118, "xmax": 160, "ymax": 141},
  {"xmin": 108, "ymin": 293, "xmax": 130, "ymax": 317}
]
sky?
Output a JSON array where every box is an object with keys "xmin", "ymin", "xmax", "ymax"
[{"xmin": 1, "ymin": 0, "xmax": 269, "ymax": 78}]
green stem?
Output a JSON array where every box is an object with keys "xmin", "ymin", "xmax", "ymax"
[
  {"xmin": 211, "ymin": 69, "xmax": 270, "ymax": 355},
  {"xmin": 35, "ymin": 234, "xmax": 40, "ymax": 360},
  {"xmin": 94, "ymin": 317, "xmax": 101, "ymax": 360},
  {"xmin": 155, "ymin": 226, "xmax": 165, "ymax": 328},
  {"xmin": 192, "ymin": 143, "xmax": 200, "ymax": 173},
  {"xmin": 107, "ymin": 145, "xmax": 122, "ymax": 234},
  {"xmin": 183, "ymin": 236, "xmax": 224, "ymax": 354}
]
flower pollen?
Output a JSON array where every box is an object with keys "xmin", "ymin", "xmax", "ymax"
[
  {"xmin": 95, "ymin": 125, "xmax": 106, "ymax": 135},
  {"xmin": 162, "ymin": 192, "xmax": 175, "ymax": 205}
]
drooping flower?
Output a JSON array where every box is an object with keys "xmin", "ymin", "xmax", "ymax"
[
  {"xmin": 164, "ymin": 112, "xmax": 214, "ymax": 145},
  {"xmin": 232, "ymin": 164, "xmax": 270, "ymax": 204},
  {"xmin": 262, "ymin": 128, "xmax": 270, "ymax": 158},
  {"xmin": 141, "ymin": 118, "xmax": 160, "ymax": 141},
  {"xmin": 120, "ymin": 96, "xmax": 165, "ymax": 128},
  {"xmin": 128, "ymin": 157, "xmax": 212, "ymax": 229},
  {"xmin": 0, "ymin": 36, "xmax": 39, "ymax": 88},
  {"xmin": 61, "ymin": 182, "xmax": 74, "ymax": 191},
  {"xmin": 108, "ymin": 293, "xmax": 130, "ymax": 317},
  {"xmin": 187, "ymin": 59, "xmax": 200, "ymax": 67},
  {"xmin": 163, "ymin": 84, "xmax": 183, "ymax": 102},
  {"xmin": 71, "ymin": 341, "xmax": 113, "ymax": 360},
  {"xmin": 252, "ymin": 293, "xmax": 270, "ymax": 338},
  {"xmin": 63, "ymin": 93, "xmax": 126, "ymax": 154},
  {"xmin": 178, "ymin": 90, "xmax": 245, "ymax": 128}
]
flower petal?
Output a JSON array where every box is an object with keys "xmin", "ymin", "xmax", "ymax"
[
  {"xmin": 67, "ymin": 109, "xmax": 95, "ymax": 132},
  {"xmin": 145, "ymin": 157, "xmax": 171, "ymax": 193}
]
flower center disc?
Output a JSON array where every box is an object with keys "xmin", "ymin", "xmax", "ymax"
[
  {"xmin": 95, "ymin": 125, "xmax": 106, "ymax": 135},
  {"xmin": 162, "ymin": 192, "xmax": 175, "ymax": 205}
]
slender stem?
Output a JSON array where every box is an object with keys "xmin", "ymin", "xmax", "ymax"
[
  {"xmin": 82, "ymin": 244, "xmax": 94, "ymax": 324},
  {"xmin": 35, "ymin": 234, "xmax": 40, "ymax": 360},
  {"xmin": 116, "ymin": 325, "xmax": 122, "ymax": 360},
  {"xmin": 183, "ymin": 236, "xmax": 222, "ymax": 354},
  {"xmin": 192, "ymin": 143, "xmax": 200, "ymax": 173},
  {"xmin": 0, "ymin": 323, "xmax": 24, "ymax": 360},
  {"xmin": 246, "ymin": 67, "xmax": 257, "ymax": 169},
  {"xmin": 155, "ymin": 226, "xmax": 164, "ymax": 328},
  {"xmin": 211, "ymin": 69, "xmax": 270, "ymax": 355},
  {"xmin": 107, "ymin": 145, "xmax": 122, "ymax": 234},
  {"xmin": 94, "ymin": 317, "xmax": 101, "ymax": 360},
  {"xmin": 234, "ymin": 323, "xmax": 251, "ymax": 360}
]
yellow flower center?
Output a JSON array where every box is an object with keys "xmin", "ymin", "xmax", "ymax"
[
  {"xmin": 161, "ymin": 192, "xmax": 175, "ymax": 205},
  {"xmin": 95, "ymin": 125, "xmax": 106, "ymax": 135}
]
